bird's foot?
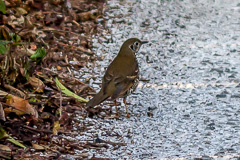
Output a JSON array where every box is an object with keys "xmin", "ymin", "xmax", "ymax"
[
  {"xmin": 115, "ymin": 112, "xmax": 120, "ymax": 118},
  {"xmin": 126, "ymin": 112, "xmax": 130, "ymax": 119}
]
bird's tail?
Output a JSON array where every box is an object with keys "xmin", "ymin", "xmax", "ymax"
[{"xmin": 86, "ymin": 90, "xmax": 109, "ymax": 107}]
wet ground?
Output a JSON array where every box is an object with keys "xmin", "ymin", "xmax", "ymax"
[{"xmin": 70, "ymin": 0, "xmax": 240, "ymax": 159}]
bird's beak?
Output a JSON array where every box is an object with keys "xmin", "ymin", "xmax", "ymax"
[{"xmin": 141, "ymin": 41, "xmax": 149, "ymax": 44}]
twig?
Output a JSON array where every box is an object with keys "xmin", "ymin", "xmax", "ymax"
[
  {"xmin": 22, "ymin": 125, "xmax": 53, "ymax": 134},
  {"xmin": 3, "ymin": 84, "xmax": 26, "ymax": 98},
  {"xmin": 0, "ymin": 102, "xmax": 28, "ymax": 114},
  {"xmin": 64, "ymin": 55, "xmax": 73, "ymax": 77},
  {"xmin": 0, "ymin": 103, "xmax": 6, "ymax": 121},
  {"xmin": 0, "ymin": 153, "xmax": 11, "ymax": 160},
  {"xmin": 59, "ymin": 89, "xmax": 62, "ymax": 118},
  {"xmin": 42, "ymin": 28, "xmax": 89, "ymax": 39}
]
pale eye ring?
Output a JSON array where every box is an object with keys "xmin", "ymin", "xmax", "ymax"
[{"xmin": 135, "ymin": 42, "xmax": 139, "ymax": 46}]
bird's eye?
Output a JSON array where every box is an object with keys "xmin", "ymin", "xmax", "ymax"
[{"xmin": 135, "ymin": 42, "xmax": 139, "ymax": 46}]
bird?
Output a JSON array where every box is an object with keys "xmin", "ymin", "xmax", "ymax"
[{"xmin": 86, "ymin": 38, "xmax": 148, "ymax": 118}]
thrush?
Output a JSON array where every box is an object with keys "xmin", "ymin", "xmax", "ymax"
[{"xmin": 86, "ymin": 38, "xmax": 148, "ymax": 118}]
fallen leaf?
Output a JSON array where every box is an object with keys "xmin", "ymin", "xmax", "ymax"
[
  {"xmin": 28, "ymin": 76, "xmax": 45, "ymax": 93},
  {"xmin": 32, "ymin": 143, "xmax": 45, "ymax": 151},
  {"xmin": 30, "ymin": 48, "xmax": 47, "ymax": 63},
  {"xmin": 0, "ymin": 126, "xmax": 8, "ymax": 139},
  {"xmin": 55, "ymin": 78, "xmax": 88, "ymax": 103},
  {"xmin": 0, "ymin": 144, "xmax": 11, "ymax": 151},
  {"xmin": 0, "ymin": 0, "xmax": 6, "ymax": 14},
  {"xmin": 53, "ymin": 121, "xmax": 60, "ymax": 135},
  {"xmin": 0, "ymin": 26, "xmax": 11, "ymax": 40},
  {"xmin": 0, "ymin": 126, "xmax": 26, "ymax": 148},
  {"xmin": 0, "ymin": 43, "xmax": 6, "ymax": 55},
  {"xmin": 15, "ymin": 7, "xmax": 28, "ymax": 16},
  {"xmin": 26, "ymin": 48, "xmax": 36, "ymax": 55},
  {"xmin": 7, "ymin": 136, "xmax": 26, "ymax": 148},
  {"xmin": 0, "ymin": 103, "xmax": 6, "ymax": 121},
  {"xmin": 4, "ymin": 93, "xmax": 38, "ymax": 118}
]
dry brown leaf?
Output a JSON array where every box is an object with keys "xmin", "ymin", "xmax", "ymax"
[
  {"xmin": 28, "ymin": 76, "xmax": 45, "ymax": 93},
  {"xmin": 24, "ymin": 16, "xmax": 34, "ymax": 28},
  {"xmin": 5, "ymin": 94, "xmax": 38, "ymax": 118},
  {"xmin": 3, "ymin": 84, "xmax": 26, "ymax": 98},
  {"xmin": 15, "ymin": 7, "xmax": 28, "ymax": 16},
  {"xmin": 36, "ymin": 72, "xmax": 54, "ymax": 83},
  {"xmin": 0, "ymin": 26, "xmax": 11, "ymax": 40},
  {"xmin": 26, "ymin": 48, "xmax": 35, "ymax": 56},
  {"xmin": 53, "ymin": 121, "xmax": 60, "ymax": 135},
  {"xmin": 0, "ymin": 103, "xmax": 6, "ymax": 121},
  {"xmin": 32, "ymin": 143, "xmax": 45, "ymax": 151},
  {"xmin": 0, "ymin": 144, "xmax": 11, "ymax": 151}
]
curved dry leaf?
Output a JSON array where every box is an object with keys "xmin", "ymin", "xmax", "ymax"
[
  {"xmin": 0, "ymin": 144, "xmax": 11, "ymax": 151},
  {"xmin": 0, "ymin": 103, "xmax": 6, "ymax": 121},
  {"xmin": 26, "ymin": 48, "xmax": 36, "ymax": 56},
  {"xmin": 5, "ymin": 94, "xmax": 38, "ymax": 118},
  {"xmin": 28, "ymin": 76, "xmax": 45, "ymax": 93},
  {"xmin": 0, "ymin": 25, "xmax": 11, "ymax": 40},
  {"xmin": 3, "ymin": 84, "xmax": 26, "ymax": 98},
  {"xmin": 32, "ymin": 143, "xmax": 45, "ymax": 151},
  {"xmin": 24, "ymin": 16, "xmax": 34, "ymax": 28},
  {"xmin": 15, "ymin": 7, "xmax": 28, "ymax": 16}
]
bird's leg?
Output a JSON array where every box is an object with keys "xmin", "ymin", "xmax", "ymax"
[
  {"xmin": 114, "ymin": 100, "xmax": 119, "ymax": 117},
  {"xmin": 123, "ymin": 98, "xmax": 130, "ymax": 118}
]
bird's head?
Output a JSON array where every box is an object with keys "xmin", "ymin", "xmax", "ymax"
[{"xmin": 120, "ymin": 38, "xmax": 148, "ymax": 54}]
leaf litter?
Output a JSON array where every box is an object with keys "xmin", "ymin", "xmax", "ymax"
[{"xmin": 0, "ymin": 0, "xmax": 109, "ymax": 159}]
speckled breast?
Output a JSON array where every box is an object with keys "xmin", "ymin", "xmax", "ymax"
[{"xmin": 124, "ymin": 73, "xmax": 139, "ymax": 98}]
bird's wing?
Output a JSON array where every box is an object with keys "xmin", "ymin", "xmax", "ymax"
[
  {"xmin": 102, "ymin": 69, "xmax": 116, "ymax": 95},
  {"xmin": 102, "ymin": 70, "xmax": 138, "ymax": 97},
  {"xmin": 111, "ymin": 68, "xmax": 139, "ymax": 99},
  {"xmin": 102, "ymin": 60, "xmax": 139, "ymax": 98}
]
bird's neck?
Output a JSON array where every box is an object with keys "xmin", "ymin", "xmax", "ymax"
[{"xmin": 118, "ymin": 48, "xmax": 136, "ymax": 58}]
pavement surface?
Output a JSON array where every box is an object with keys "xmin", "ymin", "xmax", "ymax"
[{"xmin": 70, "ymin": 0, "xmax": 240, "ymax": 159}]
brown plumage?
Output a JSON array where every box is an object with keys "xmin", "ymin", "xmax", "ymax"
[{"xmin": 86, "ymin": 38, "xmax": 148, "ymax": 118}]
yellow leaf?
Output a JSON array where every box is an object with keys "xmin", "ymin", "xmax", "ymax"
[{"xmin": 53, "ymin": 121, "xmax": 60, "ymax": 135}]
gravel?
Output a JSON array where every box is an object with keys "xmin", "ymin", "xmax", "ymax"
[{"xmin": 72, "ymin": 0, "xmax": 240, "ymax": 159}]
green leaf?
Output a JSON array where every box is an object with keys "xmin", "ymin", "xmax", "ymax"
[
  {"xmin": 0, "ymin": 0, "xmax": 6, "ymax": 14},
  {"xmin": 0, "ymin": 43, "xmax": 6, "ymax": 55},
  {"xmin": 55, "ymin": 78, "xmax": 88, "ymax": 103},
  {"xmin": 0, "ymin": 126, "xmax": 26, "ymax": 148},
  {"xmin": 12, "ymin": 34, "xmax": 21, "ymax": 43},
  {"xmin": 7, "ymin": 137, "xmax": 26, "ymax": 148},
  {"xmin": 30, "ymin": 48, "xmax": 47, "ymax": 62},
  {"xmin": 0, "ymin": 126, "xmax": 8, "ymax": 139}
]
